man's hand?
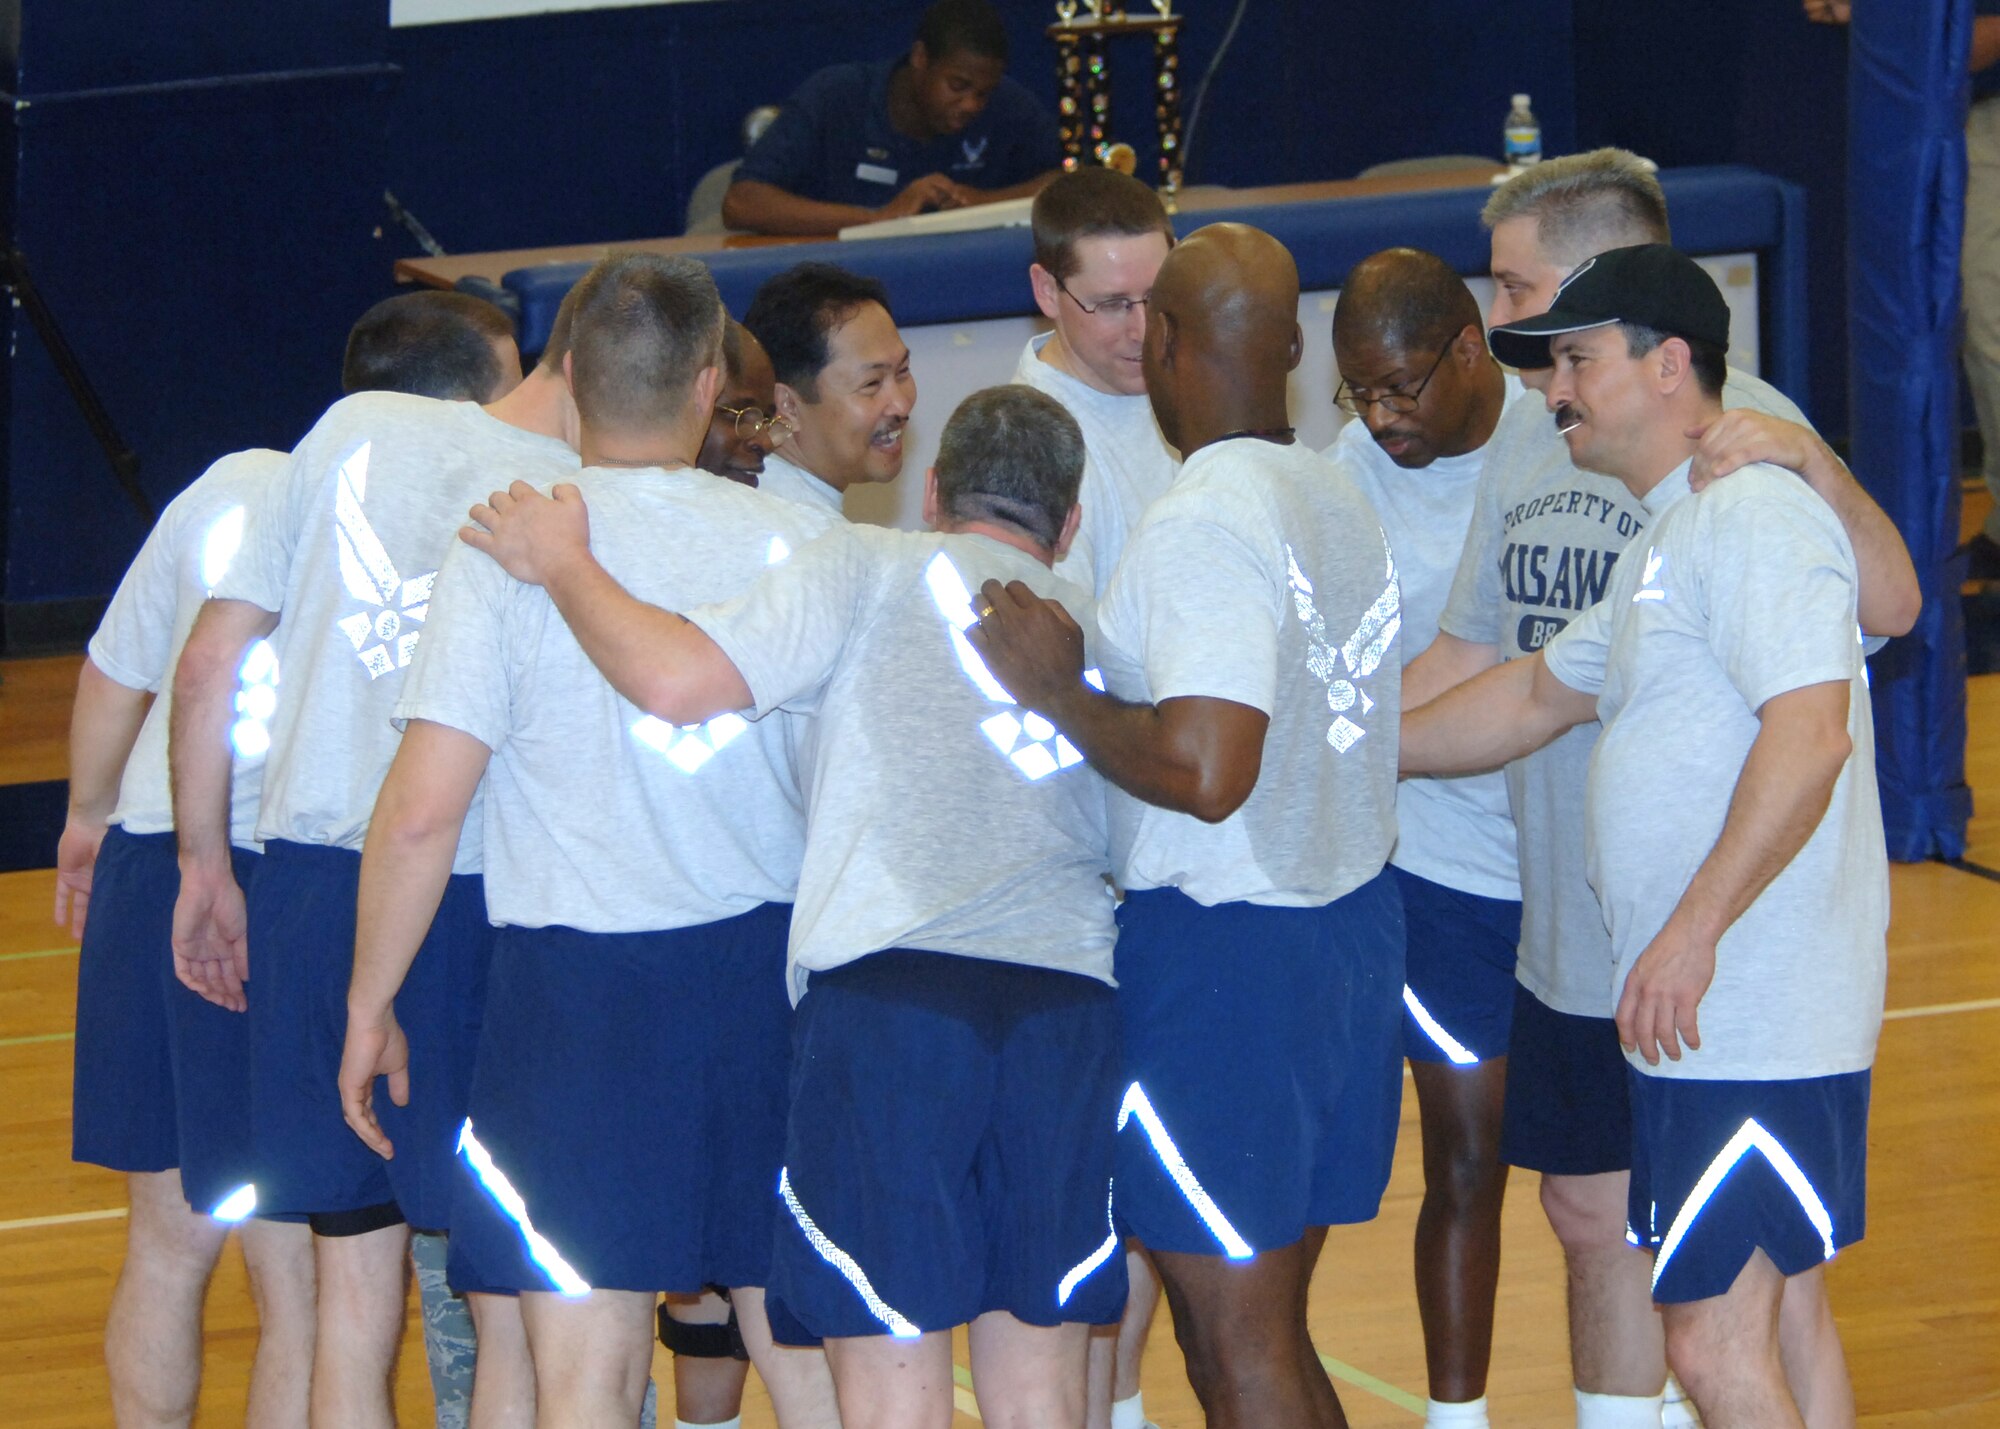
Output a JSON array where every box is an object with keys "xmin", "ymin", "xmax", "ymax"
[
  {"xmin": 1614, "ymin": 917, "xmax": 1716, "ymax": 1065},
  {"xmin": 170, "ymin": 864, "xmax": 249, "ymax": 1012},
  {"xmin": 338, "ymin": 1009, "xmax": 410, "ymax": 1160},
  {"xmin": 876, "ymin": 173, "xmax": 966, "ymax": 222},
  {"xmin": 1686, "ymin": 412, "xmax": 1818, "ymax": 492},
  {"xmin": 54, "ymin": 816, "xmax": 108, "ymax": 940},
  {"xmin": 462, "ymin": 481, "xmax": 592, "ymax": 589},
  {"xmin": 966, "ymin": 578, "xmax": 1089, "ymax": 713}
]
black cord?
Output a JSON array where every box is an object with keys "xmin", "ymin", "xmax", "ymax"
[{"xmin": 1181, "ymin": 0, "xmax": 1253, "ymax": 186}]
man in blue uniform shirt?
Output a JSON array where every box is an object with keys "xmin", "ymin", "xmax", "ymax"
[{"xmin": 723, "ymin": 0, "xmax": 1062, "ymax": 235}]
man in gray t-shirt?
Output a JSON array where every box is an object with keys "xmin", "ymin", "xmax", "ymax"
[
  {"xmin": 1405, "ymin": 242, "xmax": 1895, "ymax": 1429},
  {"xmin": 466, "ymin": 384, "xmax": 1126, "ymax": 1426},
  {"xmin": 1401, "ymin": 150, "xmax": 1919, "ymax": 1429}
]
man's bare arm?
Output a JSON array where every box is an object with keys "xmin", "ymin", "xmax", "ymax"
[
  {"xmin": 340, "ymin": 720, "xmax": 488, "ymax": 1160},
  {"xmin": 1615, "ymin": 680, "xmax": 1852, "ymax": 1064},
  {"xmin": 56, "ymin": 659, "xmax": 152, "ymax": 938},
  {"xmin": 168, "ymin": 598, "xmax": 278, "ymax": 1010},
  {"xmin": 462, "ymin": 481, "xmax": 752, "ymax": 725},
  {"xmin": 1688, "ymin": 413, "xmax": 1920, "ymax": 637},
  {"xmin": 1402, "ymin": 630, "xmax": 1501, "ymax": 712},
  {"xmin": 1401, "ymin": 650, "xmax": 1598, "ymax": 778},
  {"xmin": 967, "ymin": 578, "xmax": 1268, "ymax": 822},
  {"xmin": 721, "ymin": 174, "xmax": 964, "ymax": 235}
]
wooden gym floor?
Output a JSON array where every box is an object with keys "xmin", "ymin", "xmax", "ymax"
[{"xmin": 1, "ymin": 644, "xmax": 1995, "ymax": 1426}]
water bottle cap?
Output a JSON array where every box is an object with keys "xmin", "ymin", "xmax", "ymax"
[{"xmin": 1512, "ymin": 93, "xmax": 1531, "ymax": 108}]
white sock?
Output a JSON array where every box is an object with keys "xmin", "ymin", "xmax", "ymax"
[
  {"xmin": 1660, "ymin": 1373, "xmax": 1703, "ymax": 1428},
  {"xmin": 1426, "ymin": 1395, "xmax": 1491, "ymax": 1427},
  {"xmin": 1110, "ymin": 1392, "xmax": 1150, "ymax": 1429},
  {"xmin": 674, "ymin": 1419, "xmax": 741, "ymax": 1429},
  {"xmin": 1575, "ymin": 1387, "xmax": 1666, "ymax": 1428}
]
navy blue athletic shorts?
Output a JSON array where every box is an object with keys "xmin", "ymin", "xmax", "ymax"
[
  {"xmin": 1628, "ymin": 1067, "xmax": 1869, "ymax": 1304},
  {"xmin": 768, "ymin": 949, "xmax": 1126, "ymax": 1341},
  {"xmin": 1113, "ymin": 869, "xmax": 1406, "ymax": 1256},
  {"xmin": 1499, "ymin": 983, "xmax": 1633, "ymax": 1176},
  {"xmin": 448, "ymin": 905, "xmax": 794, "ymax": 1296},
  {"xmin": 73, "ymin": 828, "xmax": 270, "ymax": 1215},
  {"xmin": 1394, "ymin": 865, "xmax": 1521, "ymax": 1066},
  {"xmin": 247, "ymin": 840, "xmax": 490, "ymax": 1229}
]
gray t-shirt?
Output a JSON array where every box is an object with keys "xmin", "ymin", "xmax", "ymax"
[
  {"xmin": 89, "ymin": 449, "xmax": 288, "ymax": 848},
  {"xmin": 396, "ymin": 467, "xmax": 824, "ymax": 933},
  {"xmin": 1011, "ymin": 334, "xmax": 1181, "ymax": 598},
  {"xmin": 213, "ymin": 392, "xmax": 579, "ymax": 871},
  {"xmin": 1098, "ymin": 437, "xmax": 1401, "ymax": 906},
  {"xmin": 1438, "ymin": 368, "xmax": 1806, "ymax": 1015},
  {"xmin": 756, "ymin": 451, "xmax": 848, "ymax": 529},
  {"xmin": 1334, "ymin": 378, "xmax": 1528, "ymax": 901},
  {"xmin": 690, "ymin": 524, "xmax": 1116, "ymax": 1001},
  {"xmin": 1542, "ymin": 462, "xmax": 1887, "ymax": 1080}
]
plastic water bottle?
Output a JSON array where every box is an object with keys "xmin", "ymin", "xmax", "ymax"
[{"xmin": 1504, "ymin": 93, "xmax": 1541, "ymax": 169}]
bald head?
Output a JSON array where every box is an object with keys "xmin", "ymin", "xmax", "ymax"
[
  {"xmin": 1333, "ymin": 248, "xmax": 1482, "ymax": 358},
  {"xmin": 1143, "ymin": 223, "xmax": 1302, "ymax": 451}
]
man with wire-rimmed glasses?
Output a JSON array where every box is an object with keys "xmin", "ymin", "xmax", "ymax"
[
  {"xmin": 1325, "ymin": 246, "xmax": 1526, "ymax": 1429},
  {"xmin": 700, "ymin": 319, "xmax": 797, "ymax": 489}
]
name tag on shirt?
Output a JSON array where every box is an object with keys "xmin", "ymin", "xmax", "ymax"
[{"xmin": 856, "ymin": 162, "xmax": 899, "ymax": 187}]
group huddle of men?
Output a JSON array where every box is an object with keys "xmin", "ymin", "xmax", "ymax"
[{"xmin": 61, "ymin": 148, "xmax": 1910, "ymax": 1429}]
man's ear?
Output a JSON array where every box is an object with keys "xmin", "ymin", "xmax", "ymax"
[
  {"xmin": 921, "ymin": 465, "xmax": 941, "ymax": 529},
  {"xmin": 910, "ymin": 39, "xmax": 931, "ymax": 73},
  {"xmin": 1029, "ymin": 263, "xmax": 1063, "ymax": 324},
  {"xmin": 1655, "ymin": 336, "xmax": 1693, "ymax": 397},
  {"xmin": 774, "ymin": 380, "xmax": 805, "ymax": 422},
  {"xmin": 1155, "ymin": 310, "xmax": 1179, "ymax": 371},
  {"xmin": 561, "ymin": 349, "xmax": 577, "ymax": 396},
  {"xmin": 1286, "ymin": 321, "xmax": 1304, "ymax": 375},
  {"xmin": 692, "ymin": 363, "xmax": 724, "ymax": 414},
  {"xmin": 1053, "ymin": 500, "xmax": 1083, "ymax": 561},
  {"xmin": 1453, "ymin": 321, "xmax": 1489, "ymax": 368}
]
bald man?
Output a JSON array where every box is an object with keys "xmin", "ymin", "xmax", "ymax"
[
  {"xmin": 973, "ymin": 223, "xmax": 1405, "ymax": 1429},
  {"xmin": 1328, "ymin": 248, "xmax": 1528, "ymax": 1429}
]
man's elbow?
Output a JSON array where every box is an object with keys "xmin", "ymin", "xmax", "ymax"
[
  {"xmin": 1867, "ymin": 584, "xmax": 1922, "ymax": 640},
  {"xmin": 720, "ymin": 184, "xmax": 751, "ymax": 230},
  {"xmin": 1184, "ymin": 766, "xmax": 1256, "ymax": 825}
]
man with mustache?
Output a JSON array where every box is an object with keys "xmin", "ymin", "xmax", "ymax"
[
  {"xmin": 743, "ymin": 263, "xmax": 915, "ymax": 531},
  {"xmin": 1404, "ymin": 150, "xmax": 1918, "ymax": 1429}
]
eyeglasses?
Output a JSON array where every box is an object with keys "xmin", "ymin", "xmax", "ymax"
[
  {"xmin": 716, "ymin": 402, "xmax": 796, "ymax": 449},
  {"xmin": 1056, "ymin": 276, "xmax": 1150, "ymax": 319},
  {"xmin": 1333, "ymin": 338, "xmax": 1455, "ymax": 417}
]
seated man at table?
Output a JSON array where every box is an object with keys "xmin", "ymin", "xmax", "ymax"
[{"xmin": 723, "ymin": 0, "xmax": 1063, "ymax": 236}]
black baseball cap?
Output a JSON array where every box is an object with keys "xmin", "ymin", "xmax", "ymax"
[{"xmin": 1488, "ymin": 243, "xmax": 1730, "ymax": 370}]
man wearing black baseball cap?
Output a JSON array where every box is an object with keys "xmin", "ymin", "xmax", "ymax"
[{"xmin": 1403, "ymin": 241, "xmax": 1890, "ymax": 1428}]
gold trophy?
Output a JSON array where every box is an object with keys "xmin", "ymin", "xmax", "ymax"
[{"xmin": 1049, "ymin": 0, "xmax": 1183, "ymax": 198}]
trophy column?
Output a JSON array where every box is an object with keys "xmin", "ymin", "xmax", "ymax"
[{"xmin": 1046, "ymin": 1, "xmax": 1184, "ymax": 203}]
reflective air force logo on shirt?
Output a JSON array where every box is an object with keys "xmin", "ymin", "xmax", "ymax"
[
  {"xmin": 955, "ymin": 136, "xmax": 989, "ymax": 171},
  {"xmin": 925, "ymin": 552, "xmax": 1094, "ymax": 782},
  {"xmin": 331, "ymin": 443, "xmax": 435, "ymax": 680},
  {"xmin": 1287, "ymin": 538, "xmax": 1400, "ymax": 753}
]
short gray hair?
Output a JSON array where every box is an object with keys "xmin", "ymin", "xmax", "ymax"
[
  {"xmin": 567, "ymin": 252, "xmax": 725, "ymax": 430},
  {"xmin": 1482, "ymin": 148, "xmax": 1671, "ymax": 271},
  {"xmin": 935, "ymin": 385, "xmax": 1085, "ymax": 550}
]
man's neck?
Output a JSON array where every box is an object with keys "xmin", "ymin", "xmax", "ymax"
[
  {"xmin": 1178, "ymin": 398, "xmax": 1295, "ymax": 457},
  {"xmin": 884, "ymin": 60, "xmax": 936, "ymax": 142},
  {"xmin": 779, "ymin": 440, "xmax": 851, "ymax": 493},
  {"xmin": 1038, "ymin": 330, "xmax": 1128, "ymax": 399},
  {"xmin": 1612, "ymin": 397, "xmax": 1723, "ymax": 500},
  {"xmin": 936, "ymin": 517, "xmax": 1055, "ymax": 567},
  {"xmin": 1443, "ymin": 361, "xmax": 1508, "ymax": 460},
  {"xmin": 484, "ymin": 368, "xmax": 579, "ymax": 450},
  {"xmin": 578, "ymin": 427, "xmax": 698, "ymax": 471}
]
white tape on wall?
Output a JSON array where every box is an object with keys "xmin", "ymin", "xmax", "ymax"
[{"xmin": 391, "ymin": 0, "xmax": 717, "ymax": 28}]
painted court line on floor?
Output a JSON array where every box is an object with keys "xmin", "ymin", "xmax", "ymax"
[
  {"xmin": 1320, "ymin": 1352, "xmax": 1425, "ymax": 1416},
  {"xmin": 0, "ymin": 1207, "xmax": 128, "ymax": 1232},
  {"xmin": 949, "ymin": 1363, "xmax": 981, "ymax": 1420},
  {"xmin": 1883, "ymin": 995, "xmax": 2000, "ymax": 1020},
  {"xmin": 0, "ymin": 1030, "xmax": 74, "ymax": 1048},
  {"xmin": 0, "ymin": 945, "xmax": 78, "ymax": 962}
]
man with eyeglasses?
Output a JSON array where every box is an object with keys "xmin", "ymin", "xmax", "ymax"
[
  {"xmin": 1325, "ymin": 247, "xmax": 1527, "ymax": 1429},
  {"xmin": 1015, "ymin": 167, "xmax": 1180, "ymax": 602},
  {"xmin": 743, "ymin": 263, "xmax": 915, "ymax": 530},
  {"xmin": 701, "ymin": 320, "xmax": 794, "ymax": 488}
]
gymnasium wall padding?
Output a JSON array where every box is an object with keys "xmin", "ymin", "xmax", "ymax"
[{"xmin": 1850, "ymin": 0, "xmax": 1973, "ymax": 858}]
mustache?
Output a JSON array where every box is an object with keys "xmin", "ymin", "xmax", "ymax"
[{"xmin": 1554, "ymin": 403, "xmax": 1584, "ymax": 436}]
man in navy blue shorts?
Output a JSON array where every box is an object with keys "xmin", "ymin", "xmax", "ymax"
[
  {"xmin": 1406, "ymin": 244, "xmax": 1898, "ymax": 1429},
  {"xmin": 340, "ymin": 254, "xmax": 840, "ymax": 1428},
  {"xmin": 974, "ymin": 223, "xmax": 1406, "ymax": 1429},
  {"xmin": 168, "ymin": 282, "xmax": 604, "ymax": 1424},
  {"xmin": 462, "ymin": 381, "xmax": 1126, "ymax": 1427},
  {"xmin": 1326, "ymin": 247, "xmax": 1528, "ymax": 1429},
  {"xmin": 724, "ymin": 0, "xmax": 1060, "ymax": 235}
]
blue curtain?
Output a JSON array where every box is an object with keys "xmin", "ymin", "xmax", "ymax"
[{"xmin": 1852, "ymin": 0, "xmax": 1974, "ymax": 858}]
